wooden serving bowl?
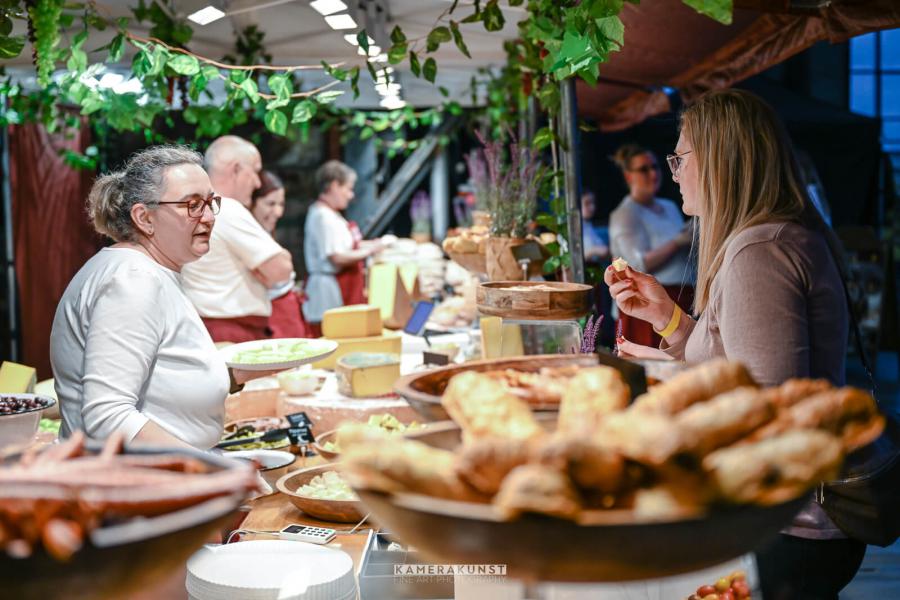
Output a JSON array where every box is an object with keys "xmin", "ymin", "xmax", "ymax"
[
  {"xmin": 477, "ymin": 281, "xmax": 593, "ymax": 320},
  {"xmin": 351, "ymin": 421, "xmax": 809, "ymax": 583},
  {"xmin": 446, "ymin": 250, "xmax": 487, "ymax": 276},
  {"xmin": 276, "ymin": 464, "xmax": 366, "ymax": 523},
  {"xmin": 394, "ymin": 354, "xmax": 601, "ymax": 421},
  {"xmin": 310, "ymin": 429, "xmax": 341, "ymax": 461}
]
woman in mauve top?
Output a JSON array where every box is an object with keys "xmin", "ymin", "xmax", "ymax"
[{"xmin": 604, "ymin": 89, "xmax": 862, "ymax": 600}]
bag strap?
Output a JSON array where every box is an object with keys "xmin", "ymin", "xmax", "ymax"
[{"xmin": 836, "ymin": 259, "xmax": 878, "ymax": 395}]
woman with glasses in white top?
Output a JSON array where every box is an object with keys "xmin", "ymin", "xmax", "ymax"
[
  {"xmin": 608, "ymin": 143, "xmax": 695, "ymax": 348},
  {"xmin": 51, "ymin": 146, "xmax": 277, "ymax": 449}
]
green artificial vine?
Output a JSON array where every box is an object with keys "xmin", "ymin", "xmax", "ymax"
[{"xmin": 25, "ymin": 0, "xmax": 63, "ymax": 86}]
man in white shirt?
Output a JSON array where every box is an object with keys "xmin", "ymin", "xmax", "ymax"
[{"xmin": 181, "ymin": 136, "xmax": 295, "ymax": 342}]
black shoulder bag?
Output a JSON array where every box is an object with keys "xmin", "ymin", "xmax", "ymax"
[{"xmin": 817, "ymin": 272, "xmax": 900, "ymax": 547}]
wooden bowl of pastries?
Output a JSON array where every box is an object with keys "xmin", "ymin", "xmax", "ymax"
[{"xmin": 344, "ymin": 359, "xmax": 886, "ymax": 582}]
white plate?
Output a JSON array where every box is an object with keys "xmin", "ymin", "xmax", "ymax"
[{"xmin": 220, "ymin": 338, "xmax": 338, "ymax": 371}]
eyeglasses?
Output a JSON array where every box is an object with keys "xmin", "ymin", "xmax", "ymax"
[
  {"xmin": 629, "ymin": 164, "xmax": 661, "ymax": 175},
  {"xmin": 666, "ymin": 150, "xmax": 692, "ymax": 176},
  {"xmin": 156, "ymin": 193, "xmax": 222, "ymax": 218}
]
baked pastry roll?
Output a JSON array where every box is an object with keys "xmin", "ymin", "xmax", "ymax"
[
  {"xmin": 762, "ymin": 378, "xmax": 833, "ymax": 410},
  {"xmin": 536, "ymin": 433, "xmax": 626, "ymax": 494},
  {"xmin": 485, "ymin": 366, "xmax": 580, "ymax": 405},
  {"xmin": 441, "ymin": 371, "xmax": 544, "ymax": 441},
  {"xmin": 702, "ymin": 430, "xmax": 843, "ymax": 505},
  {"xmin": 493, "ymin": 464, "xmax": 582, "ymax": 521},
  {"xmin": 632, "ymin": 359, "xmax": 756, "ymax": 415},
  {"xmin": 558, "ymin": 367, "xmax": 630, "ymax": 435},
  {"xmin": 674, "ymin": 387, "xmax": 775, "ymax": 456},
  {"xmin": 339, "ymin": 426, "xmax": 481, "ymax": 501},
  {"xmin": 754, "ymin": 387, "xmax": 885, "ymax": 452},
  {"xmin": 594, "ymin": 409, "xmax": 683, "ymax": 466},
  {"xmin": 455, "ymin": 436, "xmax": 533, "ymax": 496}
]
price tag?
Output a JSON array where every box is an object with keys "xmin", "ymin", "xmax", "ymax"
[
  {"xmin": 286, "ymin": 412, "xmax": 313, "ymax": 428},
  {"xmin": 287, "ymin": 425, "xmax": 315, "ymax": 445}
]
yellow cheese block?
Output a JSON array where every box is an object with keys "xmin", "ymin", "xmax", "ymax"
[
  {"xmin": 312, "ymin": 330, "xmax": 403, "ymax": 370},
  {"xmin": 500, "ymin": 323, "xmax": 525, "ymax": 357},
  {"xmin": 336, "ymin": 353, "xmax": 401, "ymax": 398},
  {"xmin": 0, "ymin": 361, "xmax": 36, "ymax": 394},
  {"xmin": 480, "ymin": 317, "xmax": 502, "ymax": 360},
  {"xmin": 321, "ymin": 304, "xmax": 383, "ymax": 339}
]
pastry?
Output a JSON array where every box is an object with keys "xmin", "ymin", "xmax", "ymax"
[
  {"xmin": 595, "ymin": 409, "xmax": 683, "ymax": 466},
  {"xmin": 632, "ymin": 359, "xmax": 756, "ymax": 415},
  {"xmin": 441, "ymin": 371, "xmax": 545, "ymax": 441},
  {"xmin": 675, "ymin": 386, "xmax": 775, "ymax": 456},
  {"xmin": 455, "ymin": 437, "xmax": 534, "ymax": 496},
  {"xmin": 493, "ymin": 464, "xmax": 582, "ymax": 521},
  {"xmin": 762, "ymin": 378, "xmax": 833, "ymax": 410},
  {"xmin": 703, "ymin": 430, "xmax": 843, "ymax": 505},
  {"xmin": 558, "ymin": 367, "xmax": 630, "ymax": 435},
  {"xmin": 536, "ymin": 433, "xmax": 626, "ymax": 494}
]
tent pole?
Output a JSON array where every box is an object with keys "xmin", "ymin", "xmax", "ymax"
[
  {"xmin": 1, "ymin": 109, "xmax": 18, "ymax": 361},
  {"xmin": 559, "ymin": 78, "xmax": 585, "ymax": 283}
]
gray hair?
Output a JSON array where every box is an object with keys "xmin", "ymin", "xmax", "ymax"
[
  {"xmin": 87, "ymin": 145, "xmax": 203, "ymax": 242},
  {"xmin": 315, "ymin": 160, "xmax": 356, "ymax": 196}
]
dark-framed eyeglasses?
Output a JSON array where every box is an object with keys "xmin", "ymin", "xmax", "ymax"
[
  {"xmin": 629, "ymin": 164, "xmax": 661, "ymax": 175},
  {"xmin": 666, "ymin": 150, "xmax": 692, "ymax": 176},
  {"xmin": 156, "ymin": 193, "xmax": 221, "ymax": 218}
]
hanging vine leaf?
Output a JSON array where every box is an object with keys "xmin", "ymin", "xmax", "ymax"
[
  {"xmin": 264, "ymin": 109, "xmax": 287, "ymax": 135},
  {"xmin": 423, "ymin": 57, "xmax": 437, "ymax": 83},
  {"xmin": 167, "ymin": 54, "xmax": 200, "ymax": 76},
  {"xmin": 316, "ymin": 90, "xmax": 344, "ymax": 104},
  {"xmin": 108, "ymin": 33, "xmax": 125, "ymax": 62},
  {"xmin": 349, "ymin": 66, "xmax": 360, "ymax": 98},
  {"xmin": 240, "ymin": 77, "xmax": 259, "ymax": 103},
  {"xmin": 267, "ymin": 73, "xmax": 292, "ymax": 100},
  {"xmin": 409, "ymin": 51, "xmax": 421, "ymax": 77},
  {"xmin": 356, "ymin": 29, "xmax": 369, "ymax": 54},
  {"xmin": 449, "ymin": 21, "xmax": 470, "ymax": 58},
  {"xmin": 291, "ymin": 99, "xmax": 316, "ymax": 123},
  {"xmin": 482, "ymin": 0, "xmax": 504, "ymax": 31},
  {"xmin": 0, "ymin": 35, "xmax": 25, "ymax": 59},
  {"xmin": 387, "ymin": 42, "xmax": 407, "ymax": 65},
  {"xmin": 425, "ymin": 26, "xmax": 451, "ymax": 53},
  {"xmin": 681, "ymin": 0, "xmax": 733, "ymax": 25},
  {"xmin": 390, "ymin": 25, "xmax": 406, "ymax": 44}
]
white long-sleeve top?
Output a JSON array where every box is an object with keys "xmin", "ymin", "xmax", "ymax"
[{"xmin": 50, "ymin": 247, "xmax": 229, "ymax": 448}]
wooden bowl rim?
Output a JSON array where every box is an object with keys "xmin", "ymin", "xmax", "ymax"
[
  {"xmin": 479, "ymin": 281, "xmax": 593, "ymax": 292},
  {"xmin": 275, "ymin": 463, "xmax": 360, "ymax": 505}
]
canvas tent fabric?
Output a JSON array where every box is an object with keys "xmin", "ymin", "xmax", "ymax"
[{"xmin": 578, "ymin": 0, "xmax": 900, "ymax": 131}]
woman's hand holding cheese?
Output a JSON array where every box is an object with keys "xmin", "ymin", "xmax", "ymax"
[{"xmin": 604, "ymin": 264, "xmax": 677, "ymax": 335}]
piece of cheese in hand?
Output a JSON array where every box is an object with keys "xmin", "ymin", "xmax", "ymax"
[
  {"xmin": 336, "ymin": 352, "xmax": 401, "ymax": 397},
  {"xmin": 612, "ymin": 257, "xmax": 628, "ymax": 272},
  {"xmin": 322, "ymin": 304, "xmax": 383, "ymax": 339}
]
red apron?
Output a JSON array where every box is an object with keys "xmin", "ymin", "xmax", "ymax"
[
  {"xmin": 334, "ymin": 220, "xmax": 367, "ymax": 306},
  {"xmin": 202, "ymin": 315, "xmax": 271, "ymax": 344},
  {"xmin": 268, "ymin": 290, "xmax": 312, "ymax": 338}
]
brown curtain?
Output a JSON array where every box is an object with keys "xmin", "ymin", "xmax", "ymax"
[{"xmin": 9, "ymin": 122, "xmax": 102, "ymax": 379}]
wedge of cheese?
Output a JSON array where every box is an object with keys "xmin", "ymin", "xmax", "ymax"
[
  {"xmin": 322, "ymin": 304, "xmax": 383, "ymax": 339},
  {"xmin": 336, "ymin": 352, "xmax": 401, "ymax": 398},
  {"xmin": 0, "ymin": 361, "xmax": 36, "ymax": 394},
  {"xmin": 312, "ymin": 330, "xmax": 403, "ymax": 370}
]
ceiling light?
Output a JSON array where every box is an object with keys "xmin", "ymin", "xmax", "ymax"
[
  {"xmin": 357, "ymin": 44, "xmax": 381, "ymax": 57},
  {"xmin": 187, "ymin": 5, "xmax": 225, "ymax": 25},
  {"xmin": 310, "ymin": 0, "xmax": 347, "ymax": 16},
  {"xmin": 374, "ymin": 82, "xmax": 401, "ymax": 95},
  {"xmin": 344, "ymin": 33, "xmax": 375, "ymax": 46},
  {"xmin": 368, "ymin": 53, "xmax": 388, "ymax": 63},
  {"xmin": 380, "ymin": 96, "xmax": 406, "ymax": 110},
  {"xmin": 324, "ymin": 14, "xmax": 357, "ymax": 29}
]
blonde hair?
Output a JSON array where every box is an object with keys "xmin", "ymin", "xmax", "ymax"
[
  {"xmin": 681, "ymin": 89, "xmax": 810, "ymax": 314},
  {"xmin": 87, "ymin": 145, "xmax": 203, "ymax": 242}
]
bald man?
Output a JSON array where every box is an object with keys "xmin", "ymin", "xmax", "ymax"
[{"xmin": 181, "ymin": 136, "xmax": 295, "ymax": 343}]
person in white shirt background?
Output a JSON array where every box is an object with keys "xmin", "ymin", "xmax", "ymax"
[
  {"xmin": 302, "ymin": 160, "xmax": 394, "ymax": 335},
  {"xmin": 51, "ymin": 146, "xmax": 277, "ymax": 449},
  {"xmin": 180, "ymin": 135, "xmax": 295, "ymax": 343},
  {"xmin": 608, "ymin": 143, "xmax": 695, "ymax": 348}
]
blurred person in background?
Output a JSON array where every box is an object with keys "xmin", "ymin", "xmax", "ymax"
[
  {"xmin": 250, "ymin": 170, "xmax": 309, "ymax": 338},
  {"xmin": 303, "ymin": 160, "xmax": 392, "ymax": 335},
  {"xmin": 609, "ymin": 143, "xmax": 695, "ymax": 348},
  {"xmin": 180, "ymin": 136, "xmax": 295, "ymax": 343},
  {"xmin": 581, "ymin": 190, "xmax": 610, "ymax": 263}
]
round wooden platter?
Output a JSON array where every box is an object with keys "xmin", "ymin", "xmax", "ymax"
[{"xmin": 477, "ymin": 281, "xmax": 593, "ymax": 320}]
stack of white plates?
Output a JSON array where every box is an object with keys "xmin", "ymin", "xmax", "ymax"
[{"xmin": 186, "ymin": 540, "xmax": 356, "ymax": 600}]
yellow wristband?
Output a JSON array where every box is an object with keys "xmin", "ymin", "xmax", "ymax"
[{"xmin": 654, "ymin": 305, "xmax": 681, "ymax": 338}]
